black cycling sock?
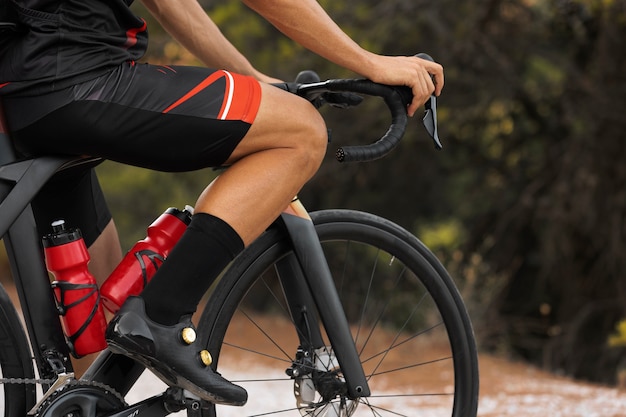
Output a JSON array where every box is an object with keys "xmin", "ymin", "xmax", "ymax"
[{"xmin": 139, "ymin": 213, "xmax": 244, "ymax": 326}]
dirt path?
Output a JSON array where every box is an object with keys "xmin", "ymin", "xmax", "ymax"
[
  {"xmin": 126, "ymin": 354, "xmax": 626, "ymax": 416},
  {"xmin": 125, "ymin": 314, "xmax": 626, "ymax": 417},
  {"xmin": 477, "ymin": 354, "xmax": 626, "ymax": 417},
  {"xmin": 3, "ymin": 284, "xmax": 625, "ymax": 416}
]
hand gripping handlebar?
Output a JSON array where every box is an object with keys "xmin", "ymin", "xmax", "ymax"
[
  {"xmin": 284, "ymin": 53, "xmax": 443, "ymax": 163},
  {"xmin": 301, "ymin": 79, "xmax": 411, "ymax": 162},
  {"xmin": 275, "ymin": 54, "xmax": 442, "ymax": 162}
]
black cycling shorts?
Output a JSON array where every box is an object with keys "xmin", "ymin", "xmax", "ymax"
[
  {"xmin": 3, "ymin": 63, "xmax": 263, "ymax": 244},
  {"xmin": 32, "ymin": 164, "xmax": 111, "ymax": 247},
  {"xmin": 5, "ymin": 62, "xmax": 262, "ymax": 171}
]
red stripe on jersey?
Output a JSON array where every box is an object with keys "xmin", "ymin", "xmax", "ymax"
[{"xmin": 124, "ymin": 19, "xmax": 147, "ymax": 49}]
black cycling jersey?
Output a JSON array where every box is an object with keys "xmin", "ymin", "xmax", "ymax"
[
  {"xmin": 0, "ymin": 1, "xmax": 263, "ymax": 244},
  {"xmin": 0, "ymin": 0, "xmax": 147, "ymax": 94}
]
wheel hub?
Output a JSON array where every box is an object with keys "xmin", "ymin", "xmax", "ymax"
[{"xmin": 292, "ymin": 347, "xmax": 358, "ymax": 417}]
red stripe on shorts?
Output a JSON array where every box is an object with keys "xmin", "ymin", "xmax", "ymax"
[
  {"xmin": 220, "ymin": 72, "xmax": 262, "ymax": 124},
  {"xmin": 162, "ymin": 71, "xmax": 224, "ymax": 114},
  {"xmin": 162, "ymin": 70, "xmax": 261, "ymax": 125}
]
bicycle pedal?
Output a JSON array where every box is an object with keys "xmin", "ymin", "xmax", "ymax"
[{"xmin": 163, "ymin": 387, "xmax": 209, "ymax": 415}]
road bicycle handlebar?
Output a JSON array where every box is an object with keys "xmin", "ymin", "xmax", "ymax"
[{"xmin": 275, "ymin": 53, "xmax": 443, "ymax": 163}]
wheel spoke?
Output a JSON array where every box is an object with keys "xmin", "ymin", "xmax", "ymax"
[{"xmin": 353, "ymin": 245, "xmax": 380, "ymax": 348}]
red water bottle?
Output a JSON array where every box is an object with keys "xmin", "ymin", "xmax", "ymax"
[
  {"xmin": 100, "ymin": 206, "xmax": 193, "ymax": 313},
  {"xmin": 43, "ymin": 220, "xmax": 108, "ymax": 357}
]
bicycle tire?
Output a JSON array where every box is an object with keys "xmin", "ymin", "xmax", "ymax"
[
  {"xmin": 198, "ymin": 209, "xmax": 479, "ymax": 417},
  {"xmin": 0, "ymin": 282, "xmax": 37, "ymax": 417}
]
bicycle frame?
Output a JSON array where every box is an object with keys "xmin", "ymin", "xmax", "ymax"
[
  {"xmin": 0, "ymin": 144, "xmax": 74, "ymax": 385},
  {"xmin": 0, "ymin": 128, "xmax": 369, "ymax": 415}
]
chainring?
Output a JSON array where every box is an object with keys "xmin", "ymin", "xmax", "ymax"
[{"xmin": 35, "ymin": 382, "xmax": 127, "ymax": 417}]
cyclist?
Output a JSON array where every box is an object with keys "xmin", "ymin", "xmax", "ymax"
[{"xmin": 0, "ymin": 0, "xmax": 443, "ymax": 406}]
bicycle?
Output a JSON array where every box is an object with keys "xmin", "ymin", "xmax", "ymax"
[{"xmin": 0, "ymin": 58, "xmax": 479, "ymax": 417}]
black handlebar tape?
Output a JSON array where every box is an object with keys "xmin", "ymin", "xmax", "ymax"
[
  {"xmin": 335, "ymin": 91, "xmax": 407, "ymax": 162},
  {"xmin": 306, "ymin": 80, "xmax": 410, "ymax": 162}
]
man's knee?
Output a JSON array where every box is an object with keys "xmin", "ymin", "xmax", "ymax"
[{"xmin": 295, "ymin": 104, "xmax": 328, "ymax": 172}]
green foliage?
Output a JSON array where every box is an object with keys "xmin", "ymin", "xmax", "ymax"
[{"xmin": 418, "ymin": 219, "xmax": 465, "ymax": 253}]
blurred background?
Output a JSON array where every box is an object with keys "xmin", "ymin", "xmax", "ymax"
[{"xmin": 2, "ymin": 0, "xmax": 625, "ymax": 388}]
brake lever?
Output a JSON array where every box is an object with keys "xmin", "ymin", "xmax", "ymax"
[
  {"xmin": 395, "ymin": 84, "xmax": 442, "ymax": 150},
  {"xmin": 423, "ymin": 95, "xmax": 442, "ymax": 150},
  {"xmin": 416, "ymin": 53, "xmax": 443, "ymax": 150}
]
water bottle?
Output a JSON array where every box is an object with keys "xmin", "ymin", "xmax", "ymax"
[
  {"xmin": 43, "ymin": 220, "xmax": 108, "ymax": 357},
  {"xmin": 100, "ymin": 206, "xmax": 193, "ymax": 313}
]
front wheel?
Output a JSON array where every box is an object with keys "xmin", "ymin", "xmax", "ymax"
[{"xmin": 198, "ymin": 209, "xmax": 479, "ymax": 417}]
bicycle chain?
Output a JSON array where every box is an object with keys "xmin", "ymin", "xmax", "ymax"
[
  {"xmin": 0, "ymin": 376, "xmax": 127, "ymax": 412},
  {"xmin": 0, "ymin": 376, "xmax": 57, "ymax": 385}
]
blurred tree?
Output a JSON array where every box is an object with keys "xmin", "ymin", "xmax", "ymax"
[
  {"xmin": 426, "ymin": 0, "xmax": 626, "ymax": 384},
  {"xmin": 96, "ymin": 162, "xmax": 218, "ymax": 248},
  {"xmin": 90, "ymin": 0, "xmax": 626, "ymax": 385}
]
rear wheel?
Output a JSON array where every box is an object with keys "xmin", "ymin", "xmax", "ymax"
[
  {"xmin": 0, "ymin": 282, "xmax": 37, "ymax": 417},
  {"xmin": 199, "ymin": 209, "xmax": 479, "ymax": 417}
]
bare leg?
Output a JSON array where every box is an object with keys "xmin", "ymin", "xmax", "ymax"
[
  {"xmin": 105, "ymin": 84, "xmax": 328, "ymax": 404},
  {"xmin": 72, "ymin": 219, "xmax": 123, "ymax": 377},
  {"xmin": 194, "ymin": 83, "xmax": 328, "ymax": 244},
  {"xmin": 88, "ymin": 219, "xmax": 123, "ymax": 286}
]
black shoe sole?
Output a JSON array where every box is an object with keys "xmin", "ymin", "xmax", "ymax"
[{"xmin": 107, "ymin": 338, "xmax": 245, "ymax": 406}]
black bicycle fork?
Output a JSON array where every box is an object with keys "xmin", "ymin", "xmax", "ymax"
[{"xmin": 277, "ymin": 213, "xmax": 370, "ymax": 399}]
